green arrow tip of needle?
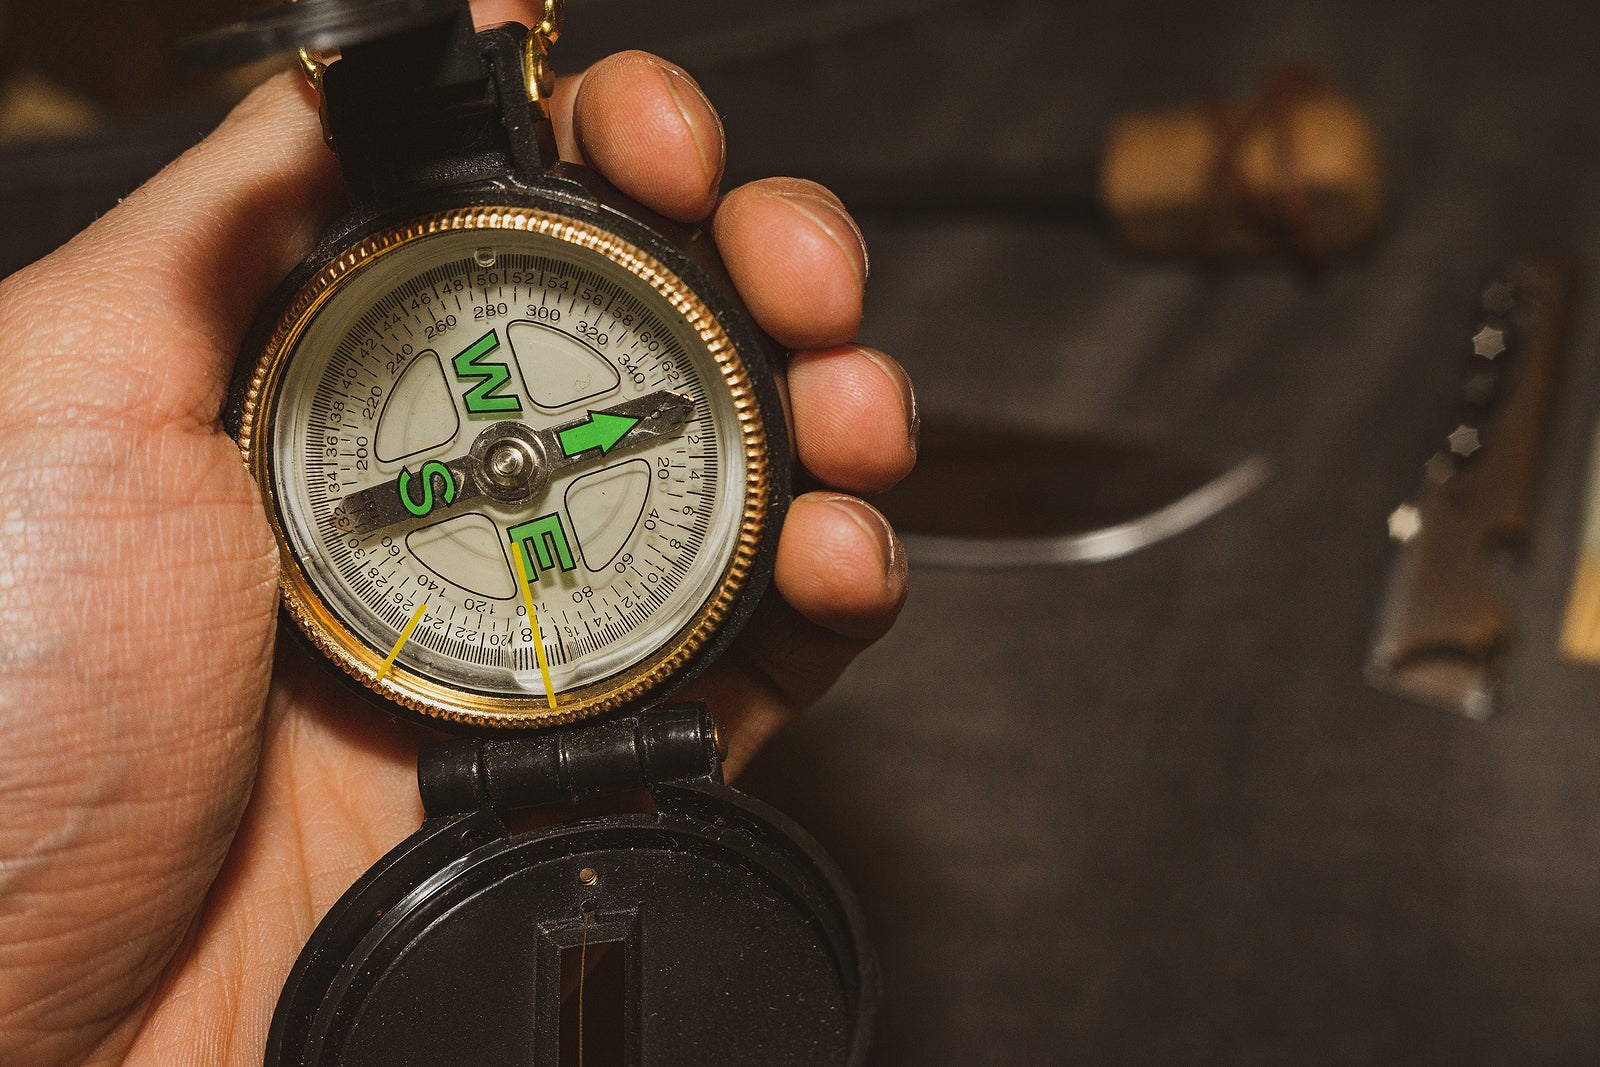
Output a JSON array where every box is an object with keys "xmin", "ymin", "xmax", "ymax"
[{"xmin": 558, "ymin": 410, "xmax": 641, "ymax": 456}]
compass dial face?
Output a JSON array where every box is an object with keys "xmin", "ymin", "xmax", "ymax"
[{"xmin": 237, "ymin": 208, "xmax": 771, "ymax": 729}]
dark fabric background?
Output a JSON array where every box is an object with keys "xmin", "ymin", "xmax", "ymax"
[
  {"xmin": 607, "ymin": 2, "xmax": 1600, "ymax": 1063},
  {"xmin": 4, "ymin": 1, "xmax": 1600, "ymax": 1063}
]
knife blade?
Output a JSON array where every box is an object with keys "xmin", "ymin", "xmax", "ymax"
[{"xmin": 874, "ymin": 421, "xmax": 1269, "ymax": 568}]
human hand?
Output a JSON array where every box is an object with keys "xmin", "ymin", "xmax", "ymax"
[{"xmin": 0, "ymin": 20, "xmax": 914, "ymax": 1067}]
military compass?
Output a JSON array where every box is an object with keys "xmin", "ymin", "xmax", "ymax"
[
  {"xmin": 199, "ymin": 1, "xmax": 876, "ymax": 1062},
  {"xmin": 245, "ymin": 199, "xmax": 769, "ymax": 728}
]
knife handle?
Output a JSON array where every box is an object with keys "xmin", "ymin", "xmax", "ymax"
[{"xmin": 1367, "ymin": 253, "xmax": 1576, "ymax": 717}]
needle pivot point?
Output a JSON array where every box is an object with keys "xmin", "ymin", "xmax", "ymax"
[
  {"xmin": 469, "ymin": 423, "xmax": 551, "ymax": 503},
  {"xmin": 485, "ymin": 438, "xmax": 537, "ymax": 489}
]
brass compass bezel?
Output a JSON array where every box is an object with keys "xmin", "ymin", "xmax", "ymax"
[{"xmin": 235, "ymin": 205, "xmax": 772, "ymax": 731}]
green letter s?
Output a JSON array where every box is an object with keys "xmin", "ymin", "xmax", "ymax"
[{"xmin": 398, "ymin": 461, "xmax": 458, "ymax": 518}]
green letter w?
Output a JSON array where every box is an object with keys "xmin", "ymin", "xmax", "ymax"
[{"xmin": 452, "ymin": 330, "xmax": 522, "ymax": 415}]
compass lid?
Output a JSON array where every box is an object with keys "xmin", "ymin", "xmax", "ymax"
[
  {"xmin": 266, "ymin": 733, "xmax": 878, "ymax": 1067},
  {"xmin": 184, "ymin": 0, "xmax": 465, "ymax": 66}
]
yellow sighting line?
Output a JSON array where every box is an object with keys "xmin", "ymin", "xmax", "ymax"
[
  {"xmin": 514, "ymin": 544, "xmax": 559, "ymax": 709},
  {"xmin": 377, "ymin": 602, "xmax": 428, "ymax": 681}
]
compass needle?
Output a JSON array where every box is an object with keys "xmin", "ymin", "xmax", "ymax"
[{"xmin": 338, "ymin": 391, "xmax": 694, "ymax": 538}]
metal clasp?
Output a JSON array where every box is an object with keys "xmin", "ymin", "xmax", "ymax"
[{"xmin": 523, "ymin": 0, "xmax": 564, "ymax": 113}]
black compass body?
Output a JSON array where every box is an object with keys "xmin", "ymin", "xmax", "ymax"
[{"xmin": 203, "ymin": 2, "xmax": 877, "ymax": 1062}]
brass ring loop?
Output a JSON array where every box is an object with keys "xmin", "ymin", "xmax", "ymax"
[
  {"xmin": 537, "ymin": 0, "xmax": 564, "ymax": 45},
  {"xmin": 297, "ymin": 47, "xmax": 327, "ymax": 94}
]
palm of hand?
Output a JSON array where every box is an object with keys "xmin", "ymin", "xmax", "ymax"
[
  {"xmin": 0, "ymin": 47, "xmax": 911, "ymax": 1067},
  {"xmin": 0, "ymin": 95, "xmax": 365, "ymax": 1061}
]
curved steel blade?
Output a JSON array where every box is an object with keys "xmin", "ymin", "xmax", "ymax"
[{"xmin": 875, "ymin": 420, "xmax": 1269, "ymax": 569}]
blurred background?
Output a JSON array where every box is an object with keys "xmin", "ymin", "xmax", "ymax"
[{"xmin": 5, "ymin": 1, "xmax": 1600, "ymax": 1062}]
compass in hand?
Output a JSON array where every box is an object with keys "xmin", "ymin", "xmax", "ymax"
[
  {"xmin": 199, "ymin": 1, "xmax": 879, "ymax": 1063},
  {"xmin": 226, "ymin": 1, "xmax": 780, "ymax": 730}
]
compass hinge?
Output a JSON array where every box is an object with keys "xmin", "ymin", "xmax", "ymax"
[{"xmin": 418, "ymin": 703, "xmax": 724, "ymax": 816}]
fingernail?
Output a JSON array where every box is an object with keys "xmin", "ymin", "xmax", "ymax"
[
  {"xmin": 855, "ymin": 346, "xmax": 918, "ymax": 457},
  {"xmin": 652, "ymin": 60, "xmax": 725, "ymax": 192},
  {"xmin": 819, "ymin": 494, "xmax": 901, "ymax": 585},
  {"xmin": 771, "ymin": 188, "xmax": 868, "ymax": 286}
]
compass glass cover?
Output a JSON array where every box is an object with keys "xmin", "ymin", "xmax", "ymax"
[{"xmin": 250, "ymin": 214, "xmax": 761, "ymax": 723}]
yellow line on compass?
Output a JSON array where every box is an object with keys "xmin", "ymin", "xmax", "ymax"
[
  {"xmin": 377, "ymin": 602, "xmax": 428, "ymax": 681},
  {"xmin": 514, "ymin": 545, "xmax": 560, "ymax": 710}
]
